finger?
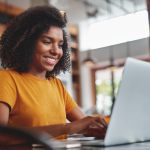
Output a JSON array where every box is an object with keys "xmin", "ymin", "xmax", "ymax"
[
  {"xmin": 83, "ymin": 132, "xmax": 94, "ymax": 137},
  {"xmin": 96, "ymin": 132, "xmax": 105, "ymax": 139},
  {"xmin": 102, "ymin": 118, "xmax": 108, "ymax": 129},
  {"xmin": 94, "ymin": 117, "xmax": 107, "ymax": 129},
  {"xmin": 89, "ymin": 126, "xmax": 106, "ymax": 139},
  {"xmin": 100, "ymin": 118, "xmax": 108, "ymax": 131},
  {"xmin": 89, "ymin": 124, "xmax": 99, "ymax": 128},
  {"xmin": 91, "ymin": 119, "xmax": 105, "ymax": 130},
  {"xmin": 96, "ymin": 117, "xmax": 108, "ymax": 130},
  {"xmin": 89, "ymin": 126, "xmax": 104, "ymax": 133},
  {"xmin": 94, "ymin": 132, "xmax": 105, "ymax": 139},
  {"xmin": 83, "ymin": 116, "xmax": 103, "ymax": 129}
]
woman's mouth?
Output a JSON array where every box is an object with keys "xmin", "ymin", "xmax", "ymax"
[{"xmin": 44, "ymin": 57, "xmax": 56, "ymax": 65}]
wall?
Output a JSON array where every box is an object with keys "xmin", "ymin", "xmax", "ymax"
[
  {"xmin": 57, "ymin": 72, "xmax": 73, "ymax": 100},
  {"xmin": 0, "ymin": 0, "xmax": 30, "ymax": 9}
]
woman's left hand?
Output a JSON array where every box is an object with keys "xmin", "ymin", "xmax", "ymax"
[
  {"xmin": 75, "ymin": 118, "xmax": 108, "ymax": 139},
  {"xmin": 67, "ymin": 107, "xmax": 108, "ymax": 139},
  {"xmin": 82, "ymin": 118, "xmax": 108, "ymax": 139}
]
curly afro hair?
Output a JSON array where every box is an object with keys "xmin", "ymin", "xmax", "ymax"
[{"xmin": 0, "ymin": 5, "xmax": 71, "ymax": 79}]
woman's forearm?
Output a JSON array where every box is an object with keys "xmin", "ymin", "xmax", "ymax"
[
  {"xmin": 0, "ymin": 123, "xmax": 70, "ymax": 145},
  {"xmin": 17, "ymin": 123, "xmax": 69, "ymax": 138}
]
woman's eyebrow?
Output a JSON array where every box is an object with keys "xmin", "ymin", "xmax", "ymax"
[{"xmin": 42, "ymin": 36, "xmax": 64, "ymax": 42}]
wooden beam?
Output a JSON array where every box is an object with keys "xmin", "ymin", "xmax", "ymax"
[
  {"xmin": 0, "ymin": 1, "xmax": 25, "ymax": 17},
  {"xmin": 0, "ymin": 23, "xmax": 6, "ymax": 36},
  {"xmin": 68, "ymin": 25, "xmax": 78, "ymax": 35},
  {"xmin": 90, "ymin": 69, "xmax": 96, "ymax": 107}
]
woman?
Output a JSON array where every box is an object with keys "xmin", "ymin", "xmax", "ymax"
[{"xmin": 0, "ymin": 5, "xmax": 107, "ymax": 145}]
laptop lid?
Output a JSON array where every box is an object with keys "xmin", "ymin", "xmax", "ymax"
[{"xmin": 104, "ymin": 57, "xmax": 150, "ymax": 146}]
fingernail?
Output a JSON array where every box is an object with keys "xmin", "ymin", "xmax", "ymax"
[{"xmin": 98, "ymin": 123, "xmax": 104, "ymax": 128}]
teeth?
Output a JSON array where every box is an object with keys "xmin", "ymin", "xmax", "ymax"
[{"xmin": 45, "ymin": 57, "xmax": 55, "ymax": 62}]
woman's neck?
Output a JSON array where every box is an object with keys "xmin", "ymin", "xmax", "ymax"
[{"xmin": 28, "ymin": 66, "xmax": 47, "ymax": 80}]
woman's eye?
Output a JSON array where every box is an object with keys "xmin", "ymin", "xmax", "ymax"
[
  {"xmin": 58, "ymin": 44, "xmax": 63, "ymax": 48},
  {"xmin": 43, "ymin": 41, "xmax": 50, "ymax": 44}
]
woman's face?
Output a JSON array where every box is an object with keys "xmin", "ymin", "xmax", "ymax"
[{"xmin": 29, "ymin": 26, "xmax": 63, "ymax": 73}]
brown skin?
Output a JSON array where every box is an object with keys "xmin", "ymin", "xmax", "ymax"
[
  {"xmin": 28, "ymin": 26, "xmax": 64, "ymax": 80},
  {"xmin": 0, "ymin": 26, "xmax": 107, "ymax": 145}
]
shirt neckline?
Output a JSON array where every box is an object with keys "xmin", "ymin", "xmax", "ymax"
[{"xmin": 22, "ymin": 72, "xmax": 50, "ymax": 83}]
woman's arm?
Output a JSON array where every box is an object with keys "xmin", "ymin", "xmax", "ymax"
[
  {"xmin": 0, "ymin": 103, "xmax": 105, "ymax": 136},
  {"xmin": 0, "ymin": 103, "xmax": 107, "ymax": 145},
  {"xmin": 0, "ymin": 102, "xmax": 67, "ymax": 145},
  {"xmin": 0, "ymin": 102, "xmax": 9, "ymax": 126},
  {"xmin": 0, "ymin": 102, "xmax": 67, "ymax": 137},
  {"xmin": 0, "ymin": 102, "xmax": 30, "ymax": 145},
  {"xmin": 67, "ymin": 106, "xmax": 86, "ymax": 121}
]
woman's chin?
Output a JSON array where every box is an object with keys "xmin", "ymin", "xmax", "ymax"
[{"xmin": 44, "ymin": 66, "xmax": 55, "ymax": 72}]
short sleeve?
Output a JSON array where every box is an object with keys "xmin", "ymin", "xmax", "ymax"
[
  {"xmin": 64, "ymin": 87, "xmax": 77, "ymax": 115},
  {"xmin": 56, "ymin": 78, "xmax": 77, "ymax": 115},
  {"xmin": 0, "ymin": 70, "xmax": 17, "ymax": 111}
]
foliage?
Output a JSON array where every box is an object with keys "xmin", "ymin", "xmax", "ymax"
[{"xmin": 96, "ymin": 78, "xmax": 121, "ymax": 100}]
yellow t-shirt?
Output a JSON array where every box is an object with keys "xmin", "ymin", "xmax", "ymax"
[{"xmin": 0, "ymin": 69, "xmax": 77, "ymax": 139}]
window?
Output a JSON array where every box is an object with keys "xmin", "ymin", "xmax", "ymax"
[
  {"xmin": 79, "ymin": 10, "xmax": 149, "ymax": 51},
  {"xmin": 95, "ymin": 67, "xmax": 124, "ymax": 116}
]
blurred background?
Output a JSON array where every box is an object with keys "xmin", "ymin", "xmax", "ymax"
[{"xmin": 0, "ymin": 0, "xmax": 149, "ymax": 122}]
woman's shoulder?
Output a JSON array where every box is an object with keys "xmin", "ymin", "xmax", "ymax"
[
  {"xmin": 0, "ymin": 69, "xmax": 20, "ymax": 85},
  {"xmin": 0, "ymin": 69, "xmax": 19, "ymax": 76},
  {"xmin": 49, "ymin": 77, "xmax": 64, "ymax": 87},
  {"xmin": 0, "ymin": 69, "xmax": 21, "ymax": 81},
  {"xmin": 50, "ymin": 77, "xmax": 62, "ymax": 83}
]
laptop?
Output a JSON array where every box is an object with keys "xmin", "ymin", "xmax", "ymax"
[{"xmin": 67, "ymin": 57, "xmax": 150, "ymax": 146}]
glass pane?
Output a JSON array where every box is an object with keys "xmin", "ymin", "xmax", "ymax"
[{"xmin": 95, "ymin": 66, "xmax": 124, "ymax": 116}]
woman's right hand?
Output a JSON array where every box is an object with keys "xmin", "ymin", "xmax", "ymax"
[{"xmin": 67, "ymin": 116, "xmax": 107, "ymax": 139}]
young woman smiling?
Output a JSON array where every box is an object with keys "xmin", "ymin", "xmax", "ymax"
[{"xmin": 0, "ymin": 5, "xmax": 107, "ymax": 145}]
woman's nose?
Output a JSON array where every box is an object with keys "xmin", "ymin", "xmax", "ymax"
[{"xmin": 50, "ymin": 44, "xmax": 59, "ymax": 55}]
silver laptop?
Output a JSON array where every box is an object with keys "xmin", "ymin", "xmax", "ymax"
[{"xmin": 73, "ymin": 57, "xmax": 150, "ymax": 146}]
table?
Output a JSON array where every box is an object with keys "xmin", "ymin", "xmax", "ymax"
[{"xmin": 1, "ymin": 142, "xmax": 150, "ymax": 150}]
